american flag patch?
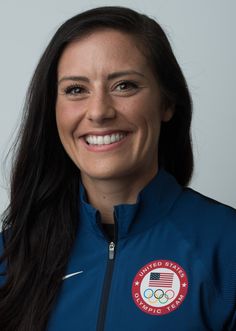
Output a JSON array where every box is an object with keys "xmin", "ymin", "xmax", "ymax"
[{"xmin": 149, "ymin": 272, "xmax": 174, "ymax": 288}]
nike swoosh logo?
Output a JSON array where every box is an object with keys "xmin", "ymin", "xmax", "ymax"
[{"xmin": 62, "ymin": 270, "xmax": 84, "ymax": 280}]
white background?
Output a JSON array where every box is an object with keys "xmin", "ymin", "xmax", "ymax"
[{"xmin": 0, "ymin": 0, "xmax": 236, "ymax": 218}]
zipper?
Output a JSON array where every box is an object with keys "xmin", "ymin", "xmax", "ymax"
[
  {"xmin": 108, "ymin": 241, "xmax": 115, "ymax": 260},
  {"xmin": 96, "ymin": 214, "xmax": 117, "ymax": 331}
]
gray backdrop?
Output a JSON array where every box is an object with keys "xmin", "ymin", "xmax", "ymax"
[{"xmin": 0, "ymin": 0, "xmax": 235, "ymax": 218}]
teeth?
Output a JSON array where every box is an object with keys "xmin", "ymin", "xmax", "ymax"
[{"xmin": 85, "ymin": 133, "xmax": 127, "ymax": 145}]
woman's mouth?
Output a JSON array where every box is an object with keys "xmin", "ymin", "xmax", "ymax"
[{"xmin": 84, "ymin": 132, "xmax": 127, "ymax": 145}]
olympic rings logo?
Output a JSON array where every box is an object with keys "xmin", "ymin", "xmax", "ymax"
[{"xmin": 143, "ymin": 288, "xmax": 175, "ymax": 305}]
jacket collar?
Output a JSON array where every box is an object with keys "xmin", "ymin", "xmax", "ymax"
[{"xmin": 78, "ymin": 167, "xmax": 183, "ymax": 240}]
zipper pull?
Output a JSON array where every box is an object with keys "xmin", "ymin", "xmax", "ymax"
[{"xmin": 109, "ymin": 241, "xmax": 115, "ymax": 260}]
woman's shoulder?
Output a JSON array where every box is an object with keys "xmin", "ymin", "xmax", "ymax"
[
  {"xmin": 175, "ymin": 186, "xmax": 236, "ymax": 229},
  {"xmin": 170, "ymin": 188, "xmax": 236, "ymax": 312},
  {"xmin": 171, "ymin": 187, "xmax": 236, "ymax": 265}
]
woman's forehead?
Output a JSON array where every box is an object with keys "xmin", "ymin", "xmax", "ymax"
[{"xmin": 57, "ymin": 29, "xmax": 150, "ymax": 80}]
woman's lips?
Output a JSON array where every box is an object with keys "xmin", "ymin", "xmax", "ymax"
[
  {"xmin": 80, "ymin": 131, "xmax": 130, "ymax": 152},
  {"xmin": 85, "ymin": 132, "xmax": 127, "ymax": 145}
]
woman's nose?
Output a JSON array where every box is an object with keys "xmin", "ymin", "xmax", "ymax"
[{"xmin": 85, "ymin": 90, "xmax": 116, "ymax": 123}]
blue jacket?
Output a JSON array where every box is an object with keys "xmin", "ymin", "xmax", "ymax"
[{"xmin": 1, "ymin": 168, "xmax": 236, "ymax": 330}]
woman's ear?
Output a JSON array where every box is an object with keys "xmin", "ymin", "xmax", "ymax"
[{"xmin": 161, "ymin": 106, "xmax": 175, "ymax": 122}]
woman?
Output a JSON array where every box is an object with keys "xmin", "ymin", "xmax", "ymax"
[{"xmin": 0, "ymin": 6, "xmax": 235, "ymax": 331}]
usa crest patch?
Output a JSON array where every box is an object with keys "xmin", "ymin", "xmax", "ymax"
[{"xmin": 132, "ymin": 260, "xmax": 188, "ymax": 315}]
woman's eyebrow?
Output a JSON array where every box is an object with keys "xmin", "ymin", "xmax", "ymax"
[{"xmin": 57, "ymin": 70, "xmax": 145, "ymax": 85}]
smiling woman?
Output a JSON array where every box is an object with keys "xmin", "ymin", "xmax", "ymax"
[
  {"xmin": 55, "ymin": 29, "xmax": 173, "ymax": 217},
  {"xmin": 0, "ymin": 5, "xmax": 236, "ymax": 331}
]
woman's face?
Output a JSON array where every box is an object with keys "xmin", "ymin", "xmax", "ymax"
[{"xmin": 56, "ymin": 29, "xmax": 173, "ymax": 184}]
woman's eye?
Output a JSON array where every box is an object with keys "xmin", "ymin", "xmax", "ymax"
[
  {"xmin": 62, "ymin": 81, "xmax": 139, "ymax": 97},
  {"xmin": 115, "ymin": 81, "xmax": 138, "ymax": 91},
  {"xmin": 64, "ymin": 85, "xmax": 86, "ymax": 96}
]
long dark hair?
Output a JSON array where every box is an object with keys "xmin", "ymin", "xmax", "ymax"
[{"xmin": 0, "ymin": 6, "xmax": 193, "ymax": 330}]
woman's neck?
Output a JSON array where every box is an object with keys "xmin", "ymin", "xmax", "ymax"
[{"xmin": 81, "ymin": 167, "xmax": 158, "ymax": 224}]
